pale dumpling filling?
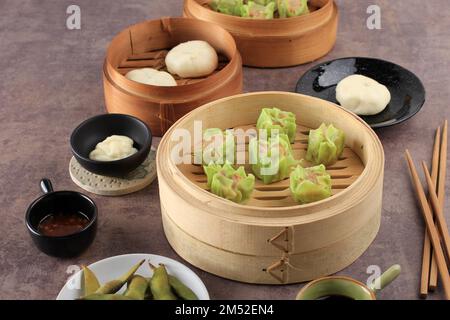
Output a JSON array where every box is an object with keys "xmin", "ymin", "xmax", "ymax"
[
  {"xmin": 125, "ymin": 68, "xmax": 177, "ymax": 87},
  {"xmin": 336, "ymin": 74, "xmax": 391, "ymax": 116},
  {"xmin": 89, "ymin": 135, "xmax": 138, "ymax": 162},
  {"xmin": 165, "ymin": 40, "xmax": 218, "ymax": 78}
]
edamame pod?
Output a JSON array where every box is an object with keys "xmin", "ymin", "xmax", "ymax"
[
  {"xmin": 150, "ymin": 264, "xmax": 177, "ymax": 300},
  {"xmin": 168, "ymin": 275, "xmax": 198, "ymax": 300},
  {"xmin": 144, "ymin": 286, "xmax": 153, "ymax": 300},
  {"xmin": 143, "ymin": 278, "xmax": 153, "ymax": 300},
  {"xmin": 123, "ymin": 275, "xmax": 148, "ymax": 300},
  {"xmin": 82, "ymin": 266, "xmax": 100, "ymax": 297},
  {"xmin": 149, "ymin": 262, "xmax": 197, "ymax": 300},
  {"xmin": 81, "ymin": 294, "xmax": 133, "ymax": 300},
  {"xmin": 95, "ymin": 259, "xmax": 145, "ymax": 294}
]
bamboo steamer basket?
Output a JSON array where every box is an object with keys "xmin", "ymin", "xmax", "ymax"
[
  {"xmin": 103, "ymin": 17, "xmax": 243, "ymax": 137},
  {"xmin": 157, "ymin": 92, "xmax": 384, "ymax": 284},
  {"xmin": 183, "ymin": 0, "xmax": 338, "ymax": 67}
]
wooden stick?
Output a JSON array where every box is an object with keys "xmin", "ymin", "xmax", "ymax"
[
  {"xmin": 420, "ymin": 127, "xmax": 440, "ymax": 297},
  {"xmin": 430, "ymin": 120, "xmax": 448, "ymax": 290},
  {"xmin": 430, "ymin": 121, "xmax": 449, "ymax": 288},
  {"xmin": 405, "ymin": 150, "xmax": 450, "ymax": 300},
  {"xmin": 438, "ymin": 120, "xmax": 448, "ymax": 208},
  {"xmin": 422, "ymin": 162, "xmax": 450, "ymax": 258}
]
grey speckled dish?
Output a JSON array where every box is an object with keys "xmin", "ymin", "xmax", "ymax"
[{"xmin": 295, "ymin": 57, "xmax": 426, "ymax": 129}]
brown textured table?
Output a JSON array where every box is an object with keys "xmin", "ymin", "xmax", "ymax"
[{"xmin": 1, "ymin": 0, "xmax": 449, "ymax": 300}]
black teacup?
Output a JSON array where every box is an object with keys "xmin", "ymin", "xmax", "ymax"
[{"xmin": 26, "ymin": 179, "xmax": 97, "ymax": 258}]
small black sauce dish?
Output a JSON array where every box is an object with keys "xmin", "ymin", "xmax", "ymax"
[
  {"xmin": 70, "ymin": 113, "xmax": 152, "ymax": 177},
  {"xmin": 26, "ymin": 179, "xmax": 97, "ymax": 258},
  {"xmin": 295, "ymin": 57, "xmax": 426, "ymax": 129}
]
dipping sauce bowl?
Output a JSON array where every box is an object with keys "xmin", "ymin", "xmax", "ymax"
[
  {"xmin": 70, "ymin": 113, "xmax": 152, "ymax": 177},
  {"xmin": 26, "ymin": 179, "xmax": 97, "ymax": 258},
  {"xmin": 296, "ymin": 265, "xmax": 401, "ymax": 300}
]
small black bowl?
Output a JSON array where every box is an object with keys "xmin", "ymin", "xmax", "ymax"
[
  {"xmin": 70, "ymin": 113, "xmax": 152, "ymax": 177},
  {"xmin": 26, "ymin": 179, "xmax": 97, "ymax": 258}
]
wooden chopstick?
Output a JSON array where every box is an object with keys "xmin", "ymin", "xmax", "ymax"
[
  {"xmin": 405, "ymin": 150, "xmax": 450, "ymax": 300},
  {"xmin": 422, "ymin": 162, "xmax": 450, "ymax": 258},
  {"xmin": 420, "ymin": 127, "xmax": 441, "ymax": 297},
  {"xmin": 429, "ymin": 120, "xmax": 448, "ymax": 290}
]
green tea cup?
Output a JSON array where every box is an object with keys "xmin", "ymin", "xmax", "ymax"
[{"xmin": 296, "ymin": 265, "xmax": 401, "ymax": 300}]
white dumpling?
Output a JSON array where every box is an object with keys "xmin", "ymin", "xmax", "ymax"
[
  {"xmin": 336, "ymin": 75, "xmax": 391, "ymax": 116},
  {"xmin": 165, "ymin": 40, "xmax": 218, "ymax": 78},
  {"xmin": 125, "ymin": 68, "xmax": 177, "ymax": 87}
]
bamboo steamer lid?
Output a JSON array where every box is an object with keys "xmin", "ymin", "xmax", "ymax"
[
  {"xmin": 103, "ymin": 17, "xmax": 243, "ymax": 137},
  {"xmin": 157, "ymin": 92, "xmax": 385, "ymax": 284},
  {"xmin": 183, "ymin": 0, "xmax": 339, "ymax": 67}
]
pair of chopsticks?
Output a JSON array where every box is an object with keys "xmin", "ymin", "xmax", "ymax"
[
  {"xmin": 405, "ymin": 120, "xmax": 449, "ymax": 300},
  {"xmin": 421, "ymin": 122, "xmax": 448, "ymax": 296}
]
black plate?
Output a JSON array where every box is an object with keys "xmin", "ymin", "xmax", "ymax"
[{"xmin": 295, "ymin": 57, "xmax": 426, "ymax": 129}]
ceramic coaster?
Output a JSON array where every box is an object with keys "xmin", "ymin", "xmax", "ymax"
[{"xmin": 69, "ymin": 150, "xmax": 157, "ymax": 196}]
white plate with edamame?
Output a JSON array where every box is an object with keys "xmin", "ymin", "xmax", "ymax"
[{"xmin": 56, "ymin": 253, "xmax": 210, "ymax": 300}]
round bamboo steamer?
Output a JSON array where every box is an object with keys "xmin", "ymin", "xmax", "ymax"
[
  {"xmin": 157, "ymin": 92, "xmax": 385, "ymax": 284},
  {"xmin": 103, "ymin": 17, "xmax": 243, "ymax": 137},
  {"xmin": 183, "ymin": 0, "xmax": 339, "ymax": 67}
]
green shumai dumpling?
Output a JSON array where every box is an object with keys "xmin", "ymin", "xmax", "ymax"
[
  {"xmin": 256, "ymin": 107, "xmax": 297, "ymax": 143},
  {"xmin": 290, "ymin": 165, "xmax": 332, "ymax": 204},
  {"xmin": 195, "ymin": 128, "xmax": 235, "ymax": 165},
  {"xmin": 203, "ymin": 163, "xmax": 223, "ymax": 188},
  {"xmin": 277, "ymin": 0, "xmax": 309, "ymax": 18},
  {"xmin": 254, "ymin": 0, "xmax": 277, "ymax": 5},
  {"xmin": 242, "ymin": 1, "xmax": 276, "ymax": 19},
  {"xmin": 203, "ymin": 162, "xmax": 255, "ymax": 203},
  {"xmin": 306, "ymin": 123, "xmax": 345, "ymax": 166},
  {"xmin": 210, "ymin": 0, "xmax": 244, "ymax": 16},
  {"xmin": 250, "ymin": 134, "xmax": 298, "ymax": 184}
]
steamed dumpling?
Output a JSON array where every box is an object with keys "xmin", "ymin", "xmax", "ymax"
[
  {"xmin": 210, "ymin": 0, "xmax": 244, "ymax": 16},
  {"xmin": 195, "ymin": 128, "xmax": 235, "ymax": 165},
  {"xmin": 306, "ymin": 123, "xmax": 345, "ymax": 166},
  {"xmin": 125, "ymin": 68, "xmax": 177, "ymax": 86},
  {"xmin": 290, "ymin": 164, "xmax": 332, "ymax": 204},
  {"xmin": 203, "ymin": 162, "xmax": 255, "ymax": 204},
  {"xmin": 250, "ymin": 134, "xmax": 298, "ymax": 184},
  {"xmin": 241, "ymin": 1, "xmax": 276, "ymax": 19},
  {"xmin": 277, "ymin": 0, "xmax": 309, "ymax": 18},
  {"xmin": 256, "ymin": 107, "xmax": 297, "ymax": 143},
  {"xmin": 165, "ymin": 41, "xmax": 218, "ymax": 78},
  {"xmin": 336, "ymin": 75, "xmax": 391, "ymax": 116}
]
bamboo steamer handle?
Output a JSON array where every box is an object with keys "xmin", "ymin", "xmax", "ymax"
[
  {"xmin": 266, "ymin": 256, "xmax": 303, "ymax": 284},
  {"xmin": 159, "ymin": 103, "xmax": 176, "ymax": 134},
  {"xmin": 160, "ymin": 16, "xmax": 173, "ymax": 34},
  {"xmin": 266, "ymin": 259, "xmax": 287, "ymax": 284}
]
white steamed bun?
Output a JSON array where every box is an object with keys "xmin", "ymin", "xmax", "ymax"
[
  {"xmin": 125, "ymin": 68, "xmax": 177, "ymax": 87},
  {"xmin": 336, "ymin": 74, "xmax": 391, "ymax": 116},
  {"xmin": 165, "ymin": 40, "xmax": 218, "ymax": 78}
]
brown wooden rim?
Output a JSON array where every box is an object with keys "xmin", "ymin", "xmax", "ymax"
[
  {"xmin": 183, "ymin": 0, "xmax": 335, "ymax": 37},
  {"xmin": 104, "ymin": 17, "xmax": 240, "ymax": 100}
]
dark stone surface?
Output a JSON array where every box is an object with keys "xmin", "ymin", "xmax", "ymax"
[{"xmin": 0, "ymin": 0, "xmax": 448, "ymax": 300}]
